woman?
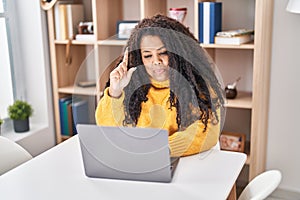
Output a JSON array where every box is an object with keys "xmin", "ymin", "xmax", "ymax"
[{"xmin": 95, "ymin": 14, "xmax": 225, "ymax": 157}]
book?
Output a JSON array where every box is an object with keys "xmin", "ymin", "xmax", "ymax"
[
  {"xmin": 75, "ymin": 34, "xmax": 96, "ymax": 41},
  {"xmin": 66, "ymin": 4, "xmax": 84, "ymax": 39},
  {"xmin": 62, "ymin": 98, "xmax": 73, "ymax": 135},
  {"xmin": 215, "ymin": 34, "xmax": 253, "ymax": 45},
  {"xmin": 54, "ymin": 3, "xmax": 61, "ymax": 40},
  {"xmin": 72, "ymin": 99, "xmax": 90, "ymax": 134},
  {"xmin": 67, "ymin": 103, "xmax": 73, "ymax": 136},
  {"xmin": 55, "ymin": 4, "xmax": 84, "ymax": 40},
  {"xmin": 216, "ymin": 29, "xmax": 254, "ymax": 37},
  {"xmin": 54, "ymin": 0, "xmax": 73, "ymax": 40},
  {"xmin": 58, "ymin": 4, "xmax": 68, "ymax": 40},
  {"xmin": 199, "ymin": 2, "xmax": 222, "ymax": 44},
  {"xmin": 58, "ymin": 96, "xmax": 72, "ymax": 135},
  {"xmin": 68, "ymin": 97, "xmax": 80, "ymax": 136}
]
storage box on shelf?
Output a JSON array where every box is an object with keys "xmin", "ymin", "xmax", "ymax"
[{"xmin": 45, "ymin": 0, "xmax": 273, "ymax": 187}]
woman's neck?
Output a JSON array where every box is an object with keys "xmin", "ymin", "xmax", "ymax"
[{"xmin": 150, "ymin": 78, "xmax": 170, "ymax": 89}]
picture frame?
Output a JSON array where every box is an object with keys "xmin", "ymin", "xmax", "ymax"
[
  {"xmin": 220, "ymin": 132, "xmax": 245, "ymax": 152},
  {"xmin": 116, "ymin": 20, "xmax": 139, "ymax": 39}
]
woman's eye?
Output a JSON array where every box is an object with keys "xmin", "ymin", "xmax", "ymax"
[
  {"xmin": 159, "ymin": 51, "xmax": 168, "ymax": 56},
  {"xmin": 143, "ymin": 54, "xmax": 152, "ymax": 59}
]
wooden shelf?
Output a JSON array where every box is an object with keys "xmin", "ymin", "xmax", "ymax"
[
  {"xmin": 98, "ymin": 39, "xmax": 127, "ymax": 46},
  {"xmin": 54, "ymin": 40, "xmax": 95, "ymax": 45},
  {"xmin": 201, "ymin": 42, "xmax": 254, "ymax": 49},
  {"xmin": 46, "ymin": 0, "xmax": 273, "ymax": 182},
  {"xmin": 225, "ymin": 91, "xmax": 252, "ymax": 109},
  {"xmin": 58, "ymin": 85, "xmax": 101, "ymax": 96}
]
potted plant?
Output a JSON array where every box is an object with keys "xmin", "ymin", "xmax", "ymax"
[{"xmin": 8, "ymin": 100, "xmax": 33, "ymax": 133}]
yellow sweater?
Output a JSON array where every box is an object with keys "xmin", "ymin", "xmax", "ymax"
[{"xmin": 95, "ymin": 79, "xmax": 220, "ymax": 157}]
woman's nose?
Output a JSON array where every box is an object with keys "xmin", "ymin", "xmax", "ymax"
[{"xmin": 153, "ymin": 55, "xmax": 162, "ymax": 65}]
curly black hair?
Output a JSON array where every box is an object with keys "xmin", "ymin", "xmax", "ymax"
[{"xmin": 107, "ymin": 14, "xmax": 225, "ymax": 132}]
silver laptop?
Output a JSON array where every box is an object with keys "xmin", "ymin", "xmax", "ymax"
[{"xmin": 77, "ymin": 124, "xmax": 180, "ymax": 183}]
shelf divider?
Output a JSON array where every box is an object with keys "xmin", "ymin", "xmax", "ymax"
[{"xmin": 58, "ymin": 85, "xmax": 102, "ymax": 96}]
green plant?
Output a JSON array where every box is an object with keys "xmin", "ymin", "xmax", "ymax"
[
  {"xmin": 0, "ymin": 118, "xmax": 3, "ymax": 125},
  {"xmin": 8, "ymin": 100, "xmax": 33, "ymax": 120}
]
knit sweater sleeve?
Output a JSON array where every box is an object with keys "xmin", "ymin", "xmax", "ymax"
[
  {"xmin": 168, "ymin": 117, "xmax": 220, "ymax": 157},
  {"xmin": 95, "ymin": 88, "xmax": 125, "ymax": 126}
]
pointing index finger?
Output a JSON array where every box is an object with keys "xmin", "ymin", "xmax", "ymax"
[{"xmin": 122, "ymin": 47, "xmax": 129, "ymax": 71}]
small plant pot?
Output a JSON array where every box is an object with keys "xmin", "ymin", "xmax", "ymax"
[{"xmin": 13, "ymin": 118, "xmax": 30, "ymax": 133}]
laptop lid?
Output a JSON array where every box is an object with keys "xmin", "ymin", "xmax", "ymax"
[{"xmin": 77, "ymin": 124, "xmax": 179, "ymax": 183}]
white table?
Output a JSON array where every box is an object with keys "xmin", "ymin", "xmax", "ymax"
[{"xmin": 0, "ymin": 136, "xmax": 246, "ymax": 200}]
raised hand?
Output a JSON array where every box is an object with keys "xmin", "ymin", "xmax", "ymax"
[{"xmin": 109, "ymin": 48, "xmax": 137, "ymax": 98}]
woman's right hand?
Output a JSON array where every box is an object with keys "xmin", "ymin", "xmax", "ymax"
[{"xmin": 109, "ymin": 48, "xmax": 137, "ymax": 98}]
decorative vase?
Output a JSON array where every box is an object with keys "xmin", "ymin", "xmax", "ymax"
[
  {"xmin": 225, "ymin": 86, "xmax": 237, "ymax": 99},
  {"xmin": 225, "ymin": 77, "xmax": 241, "ymax": 99},
  {"xmin": 13, "ymin": 118, "xmax": 30, "ymax": 133},
  {"xmin": 169, "ymin": 7, "xmax": 187, "ymax": 23}
]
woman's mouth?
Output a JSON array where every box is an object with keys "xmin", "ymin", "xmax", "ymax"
[{"xmin": 154, "ymin": 69, "xmax": 166, "ymax": 74}]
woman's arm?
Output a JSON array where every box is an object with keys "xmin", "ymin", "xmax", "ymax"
[
  {"xmin": 168, "ymin": 117, "xmax": 220, "ymax": 157},
  {"xmin": 95, "ymin": 88, "xmax": 126, "ymax": 126},
  {"xmin": 96, "ymin": 48, "xmax": 136, "ymax": 125}
]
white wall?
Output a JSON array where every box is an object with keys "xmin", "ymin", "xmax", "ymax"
[
  {"xmin": 6, "ymin": 1, "xmax": 56, "ymax": 156},
  {"xmin": 267, "ymin": 0, "xmax": 300, "ymax": 192}
]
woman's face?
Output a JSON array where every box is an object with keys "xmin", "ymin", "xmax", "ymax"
[{"xmin": 140, "ymin": 35, "xmax": 169, "ymax": 82}]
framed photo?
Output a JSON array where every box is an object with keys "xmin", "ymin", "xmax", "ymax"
[
  {"xmin": 116, "ymin": 20, "xmax": 139, "ymax": 39},
  {"xmin": 220, "ymin": 132, "xmax": 245, "ymax": 152}
]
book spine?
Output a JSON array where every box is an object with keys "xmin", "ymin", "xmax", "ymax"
[
  {"xmin": 66, "ymin": 5, "xmax": 73, "ymax": 39},
  {"xmin": 215, "ymin": 35, "xmax": 252, "ymax": 45},
  {"xmin": 199, "ymin": 3, "xmax": 204, "ymax": 43},
  {"xmin": 62, "ymin": 99, "xmax": 72, "ymax": 136},
  {"xmin": 199, "ymin": 2, "xmax": 222, "ymax": 44},
  {"xmin": 210, "ymin": 3, "xmax": 222, "ymax": 44},
  {"xmin": 59, "ymin": 99, "xmax": 65, "ymax": 135},
  {"xmin": 72, "ymin": 99, "xmax": 90, "ymax": 133},
  {"xmin": 67, "ymin": 103, "xmax": 73, "ymax": 136},
  {"xmin": 59, "ymin": 4, "xmax": 68, "ymax": 40},
  {"xmin": 54, "ymin": 3, "xmax": 61, "ymax": 40},
  {"xmin": 67, "ymin": 4, "xmax": 84, "ymax": 39},
  {"xmin": 59, "ymin": 96, "xmax": 72, "ymax": 136},
  {"xmin": 203, "ymin": 2, "xmax": 210, "ymax": 44}
]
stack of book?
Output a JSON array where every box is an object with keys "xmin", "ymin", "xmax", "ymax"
[
  {"xmin": 54, "ymin": 3, "xmax": 84, "ymax": 40},
  {"xmin": 214, "ymin": 29, "xmax": 254, "ymax": 45},
  {"xmin": 75, "ymin": 34, "xmax": 96, "ymax": 41},
  {"xmin": 198, "ymin": 2, "xmax": 222, "ymax": 44},
  {"xmin": 59, "ymin": 96, "xmax": 90, "ymax": 136}
]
